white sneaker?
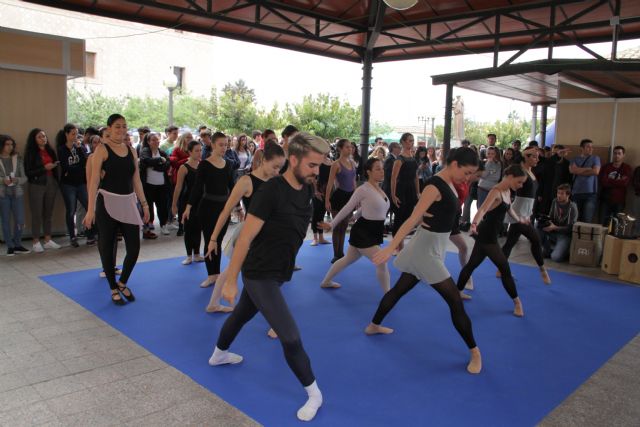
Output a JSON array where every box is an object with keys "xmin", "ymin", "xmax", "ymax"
[
  {"xmin": 33, "ymin": 242, "xmax": 44, "ymax": 253},
  {"xmin": 168, "ymin": 222, "xmax": 179, "ymax": 230},
  {"xmin": 193, "ymin": 255, "xmax": 205, "ymax": 262},
  {"xmin": 161, "ymin": 225, "xmax": 170, "ymax": 235},
  {"xmin": 181, "ymin": 256, "xmax": 193, "ymax": 265},
  {"xmin": 43, "ymin": 240, "xmax": 61, "ymax": 250}
]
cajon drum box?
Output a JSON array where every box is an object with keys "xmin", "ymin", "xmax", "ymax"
[
  {"xmin": 618, "ymin": 239, "xmax": 640, "ymax": 284},
  {"xmin": 601, "ymin": 235, "xmax": 624, "ymax": 274}
]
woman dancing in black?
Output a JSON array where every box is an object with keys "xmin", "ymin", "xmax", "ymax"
[{"xmin": 456, "ymin": 165, "xmax": 529, "ymax": 317}]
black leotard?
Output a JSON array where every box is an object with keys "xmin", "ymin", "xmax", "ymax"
[
  {"xmin": 476, "ymin": 201, "xmax": 510, "ymax": 244},
  {"xmin": 242, "ymin": 174, "xmax": 265, "ymax": 211},
  {"xmin": 421, "ymin": 176, "xmax": 459, "ymax": 233}
]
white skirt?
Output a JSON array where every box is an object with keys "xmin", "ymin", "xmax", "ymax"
[
  {"xmin": 393, "ymin": 227, "xmax": 451, "ymax": 284},
  {"xmin": 222, "ymin": 222, "xmax": 243, "ymax": 258},
  {"xmin": 505, "ymin": 196, "xmax": 534, "ymax": 224}
]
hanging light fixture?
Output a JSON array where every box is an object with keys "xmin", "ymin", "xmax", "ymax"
[{"xmin": 383, "ymin": 0, "xmax": 418, "ymax": 11}]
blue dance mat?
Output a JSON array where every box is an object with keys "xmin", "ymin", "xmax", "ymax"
[{"xmin": 41, "ymin": 244, "xmax": 640, "ymax": 426}]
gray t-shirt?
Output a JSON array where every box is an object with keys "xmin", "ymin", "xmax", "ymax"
[{"xmin": 1, "ymin": 157, "xmax": 13, "ymax": 176}]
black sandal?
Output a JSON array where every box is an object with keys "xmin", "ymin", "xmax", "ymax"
[
  {"xmin": 117, "ymin": 283, "xmax": 135, "ymax": 302},
  {"xmin": 111, "ymin": 290, "xmax": 125, "ymax": 306}
]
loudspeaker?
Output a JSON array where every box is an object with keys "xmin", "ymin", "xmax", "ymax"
[
  {"xmin": 618, "ymin": 239, "xmax": 640, "ymax": 284},
  {"xmin": 601, "ymin": 235, "xmax": 624, "ymax": 274}
]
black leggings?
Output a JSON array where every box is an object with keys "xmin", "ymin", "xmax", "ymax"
[
  {"xmin": 371, "ymin": 272, "xmax": 477, "ymax": 349},
  {"xmin": 502, "ymin": 223, "xmax": 544, "ymax": 267},
  {"xmin": 311, "ymin": 196, "xmax": 326, "ymax": 234},
  {"xmin": 144, "ymin": 183, "xmax": 169, "ymax": 227},
  {"xmin": 217, "ymin": 276, "xmax": 315, "ymax": 386},
  {"xmin": 199, "ymin": 200, "xmax": 228, "ymax": 275},
  {"xmin": 457, "ymin": 242, "xmax": 518, "ymax": 299},
  {"xmin": 330, "ymin": 210, "xmax": 349, "ymax": 258},
  {"xmin": 181, "ymin": 199, "xmax": 201, "ymax": 256},
  {"xmin": 95, "ymin": 196, "xmax": 140, "ymax": 290}
]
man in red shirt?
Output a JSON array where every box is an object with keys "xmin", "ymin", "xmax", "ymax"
[{"xmin": 599, "ymin": 145, "xmax": 632, "ymax": 226}]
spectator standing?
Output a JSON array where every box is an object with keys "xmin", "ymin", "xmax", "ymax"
[
  {"xmin": 477, "ymin": 146, "xmax": 502, "ymax": 208},
  {"xmin": 0, "ymin": 135, "xmax": 30, "ymax": 255},
  {"xmin": 599, "ymin": 145, "xmax": 632, "ymax": 226},
  {"xmin": 160, "ymin": 125, "xmax": 179, "ymax": 154},
  {"xmin": 569, "ymin": 139, "xmax": 601, "ymax": 223},
  {"xmin": 140, "ymin": 133, "xmax": 171, "ymax": 235}
]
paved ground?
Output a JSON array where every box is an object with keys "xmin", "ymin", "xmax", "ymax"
[{"xmin": 0, "ymin": 226, "xmax": 638, "ymax": 426}]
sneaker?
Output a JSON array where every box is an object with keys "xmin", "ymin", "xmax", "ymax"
[
  {"xmin": 161, "ymin": 225, "xmax": 170, "ymax": 235},
  {"xmin": 143, "ymin": 231, "xmax": 158, "ymax": 240},
  {"xmin": 14, "ymin": 246, "xmax": 31, "ymax": 254},
  {"xmin": 148, "ymin": 224, "xmax": 155, "ymax": 231},
  {"xmin": 86, "ymin": 238, "xmax": 97, "ymax": 246},
  {"xmin": 182, "ymin": 256, "xmax": 193, "ymax": 265},
  {"xmin": 168, "ymin": 222, "xmax": 179, "ymax": 230},
  {"xmin": 6, "ymin": 248, "xmax": 14, "ymax": 256},
  {"xmin": 193, "ymin": 255, "xmax": 205, "ymax": 262},
  {"xmin": 43, "ymin": 240, "xmax": 61, "ymax": 250},
  {"xmin": 33, "ymin": 242, "xmax": 44, "ymax": 253},
  {"xmin": 310, "ymin": 240, "xmax": 318, "ymax": 246},
  {"xmin": 70, "ymin": 238, "xmax": 79, "ymax": 248}
]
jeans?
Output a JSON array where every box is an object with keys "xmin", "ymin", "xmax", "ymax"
[
  {"xmin": 0, "ymin": 194, "xmax": 25, "ymax": 249},
  {"xmin": 537, "ymin": 229, "xmax": 571, "ymax": 262},
  {"xmin": 61, "ymin": 183, "xmax": 89, "ymax": 239},
  {"xmin": 477, "ymin": 187, "xmax": 490, "ymax": 210},
  {"xmin": 573, "ymin": 193, "xmax": 597, "ymax": 223}
]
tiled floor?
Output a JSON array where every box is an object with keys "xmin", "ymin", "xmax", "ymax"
[{"xmin": 0, "ymin": 227, "xmax": 638, "ymax": 426}]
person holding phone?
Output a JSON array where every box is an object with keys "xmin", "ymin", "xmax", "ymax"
[{"xmin": 24, "ymin": 128, "xmax": 61, "ymax": 252}]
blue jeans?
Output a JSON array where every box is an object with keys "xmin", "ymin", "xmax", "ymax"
[
  {"xmin": 573, "ymin": 193, "xmax": 597, "ymax": 223},
  {"xmin": 477, "ymin": 188, "xmax": 490, "ymax": 210},
  {"xmin": 61, "ymin": 183, "xmax": 89, "ymax": 239},
  {"xmin": 537, "ymin": 229, "xmax": 571, "ymax": 262},
  {"xmin": 0, "ymin": 194, "xmax": 25, "ymax": 249}
]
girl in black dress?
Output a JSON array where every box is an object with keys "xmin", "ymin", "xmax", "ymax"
[
  {"xmin": 390, "ymin": 133, "xmax": 420, "ymax": 253},
  {"xmin": 183, "ymin": 132, "xmax": 234, "ymax": 288}
]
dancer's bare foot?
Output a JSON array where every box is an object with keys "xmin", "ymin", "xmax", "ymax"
[
  {"xmin": 467, "ymin": 347, "xmax": 482, "ymax": 374},
  {"xmin": 465, "ymin": 277, "xmax": 474, "ymax": 290},
  {"xmin": 267, "ymin": 328, "xmax": 278, "ymax": 339},
  {"xmin": 495, "ymin": 269, "xmax": 501, "ymax": 278},
  {"xmin": 513, "ymin": 298, "xmax": 524, "ymax": 317},
  {"xmin": 320, "ymin": 281, "xmax": 341, "ymax": 289},
  {"xmin": 200, "ymin": 278, "xmax": 213, "ymax": 288},
  {"xmin": 364, "ymin": 323, "xmax": 394, "ymax": 335},
  {"xmin": 460, "ymin": 291, "xmax": 472, "ymax": 301},
  {"xmin": 540, "ymin": 268, "xmax": 551, "ymax": 285},
  {"xmin": 205, "ymin": 305, "xmax": 234, "ymax": 313}
]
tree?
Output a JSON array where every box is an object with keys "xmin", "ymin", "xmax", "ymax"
[
  {"xmin": 67, "ymin": 87, "xmax": 122, "ymax": 128},
  {"xmin": 217, "ymin": 80, "xmax": 258, "ymax": 134},
  {"xmin": 284, "ymin": 94, "xmax": 361, "ymax": 141}
]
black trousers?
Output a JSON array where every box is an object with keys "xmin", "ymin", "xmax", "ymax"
[
  {"xmin": 198, "ymin": 200, "xmax": 228, "ymax": 275},
  {"xmin": 311, "ymin": 196, "xmax": 326, "ymax": 234},
  {"xmin": 95, "ymin": 195, "xmax": 140, "ymax": 290},
  {"xmin": 217, "ymin": 276, "xmax": 315, "ymax": 386},
  {"xmin": 143, "ymin": 183, "xmax": 169, "ymax": 227}
]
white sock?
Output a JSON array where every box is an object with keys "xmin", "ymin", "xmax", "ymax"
[
  {"xmin": 297, "ymin": 381, "xmax": 323, "ymax": 422},
  {"xmin": 208, "ymin": 346, "xmax": 243, "ymax": 366}
]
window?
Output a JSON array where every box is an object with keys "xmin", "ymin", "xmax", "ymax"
[
  {"xmin": 85, "ymin": 52, "xmax": 96, "ymax": 78},
  {"xmin": 173, "ymin": 66, "xmax": 185, "ymax": 90}
]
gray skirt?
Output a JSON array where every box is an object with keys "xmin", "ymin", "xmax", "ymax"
[
  {"xmin": 393, "ymin": 226, "xmax": 451, "ymax": 284},
  {"xmin": 505, "ymin": 196, "xmax": 534, "ymax": 224}
]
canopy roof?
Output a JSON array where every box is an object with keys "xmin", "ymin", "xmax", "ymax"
[
  {"xmin": 431, "ymin": 59, "xmax": 640, "ymax": 104},
  {"xmin": 24, "ymin": 0, "xmax": 640, "ymax": 63}
]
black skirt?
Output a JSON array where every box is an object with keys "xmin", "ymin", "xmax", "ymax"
[
  {"xmin": 349, "ymin": 217, "xmax": 384, "ymax": 248},
  {"xmin": 330, "ymin": 188, "xmax": 353, "ymax": 212}
]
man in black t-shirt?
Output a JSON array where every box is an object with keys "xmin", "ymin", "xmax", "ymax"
[{"xmin": 209, "ymin": 132, "xmax": 329, "ymax": 422}]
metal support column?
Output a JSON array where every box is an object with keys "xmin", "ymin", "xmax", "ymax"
[
  {"xmin": 443, "ymin": 83, "xmax": 453, "ymax": 156},
  {"xmin": 540, "ymin": 105, "xmax": 548, "ymax": 147},
  {"xmin": 359, "ymin": 50, "xmax": 373, "ymax": 178},
  {"xmin": 530, "ymin": 105, "xmax": 538, "ymax": 141}
]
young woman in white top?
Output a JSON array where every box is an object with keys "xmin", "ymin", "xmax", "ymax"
[{"xmin": 318, "ymin": 158, "xmax": 390, "ymax": 292}]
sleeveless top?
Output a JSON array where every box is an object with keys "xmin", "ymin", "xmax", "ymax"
[
  {"xmin": 421, "ymin": 176, "xmax": 459, "ymax": 233},
  {"xmin": 180, "ymin": 163, "xmax": 197, "ymax": 203},
  {"xmin": 335, "ymin": 160, "xmax": 356, "ymax": 192},
  {"xmin": 477, "ymin": 200, "xmax": 510, "ymax": 244},
  {"xmin": 397, "ymin": 155, "xmax": 418, "ymax": 198},
  {"xmin": 516, "ymin": 173, "xmax": 538, "ymax": 199},
  {"xmin": 242, "ymin": 174, "xmax": 266, "ymax": 211},
  {"xmin": 100, "ymin": 144, "xmax": 134, "ymax": 195}
]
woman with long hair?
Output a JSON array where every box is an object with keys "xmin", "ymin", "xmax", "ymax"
[
  {"xmin": 318, "ymin": 157, "xmax": 390, "ymax": 293},
  {"xmin": 325, "ymin": 139, "xmax": 357, "ymax": 263},
  {"xmin": 232, "ymin": 133, "xmax": 252, "ymax": 181},
  {"xmin": 183, "ymin": 132, "xmax": 234, "ymax": 288},
  {"xmin": 370, "ymin": 147, "xmax": 482, "ymax": 374},
  {"xmin": 170, "ymin": 132, "xmax": 193, "ymax": 236},
  {"xmin": 0, "ymin": 135, "xmax": 30, "ymax": 255},
  {"xmin": 172, "ymin": 140, "xmax": 204, "ymax": 265},
  {"xmin": 390, "ymin": 133, "xmax": 420, "ymax": 253},
  {"xmin": 139, "ymin": 133, "xmax": 171, "ymax": 235},
  {"xmin": 83, "ymin": 114, "xmax": 149, "ymax": 305},
  {"xmin": 24, "ymin": 128, "xmax": 61, "ymax": 252},
  {"xmin": 415, "ymin": 146, "xmax": 432, "ymax": 192},
  {"xmin": 477, "ymin": 146, "xmax": 502, "ymax": 208},
  {"xmin": 456, "ymin": 165, "xmax": 530, "ymax": 316},
  {"xmin": 204, "ymin": 140, "xmax": 285, "ymax": 312},
  {"xmin": 56, "ymin": 123, "xmax": 89, "ymax": 247}
]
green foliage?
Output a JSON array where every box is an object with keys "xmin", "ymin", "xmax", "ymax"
[
  {"xmin": 216, "ymin": 80, "xmax": 258, "ymax": 135},
  {"xmin": 284, "ymin": 94, "xmax": 361, "ymax": 141},
  {"xmin": 370, "ymin": 120, "xmax": 394, "ymax": 138},
  {"xmin": 434, "ymin": 111, "xmax": 532, "ymax": 148},
  {"xmin": 67, "ymin": 87, "xmax": 122, "ymax": 128}
]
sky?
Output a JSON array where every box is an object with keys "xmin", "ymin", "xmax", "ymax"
[{"xmin": 209, "ymin": 37, "xmax": 639, "ymax": 128}]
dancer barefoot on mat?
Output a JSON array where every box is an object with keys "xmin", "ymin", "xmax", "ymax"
[
  {"xmin": 456, "ymin": 165, "xmax": 529, "ymax": 317},
  {"xmin": 499, "ymin": 146, "xmax": 551, "ymax": 285},
  {"xmin": 369, "ymin": 147, "xmax": 482, "ymax": 375},
  {"xmin": 204, "ymin": 141, "xmax": 285, "ymax": 313},
  {"xmin": 210, "ymin": 133, "xmax": 329, "ymax": 421},
  {"xmin": 318, "ymin": 157, "xmax": 390, "ymax": 292}
]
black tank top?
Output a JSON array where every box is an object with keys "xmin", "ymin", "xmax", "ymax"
[
  {"xmin": 100, "ymin": 144, "xmax": 134, "ymax": 194},
  {"xmin": 180, "ymin": 163, "xmax": 197, "ymax": 202},
  {"xmin": 242, "ymin": 174, "xmax": 266, "ymax": 211},
  {"xmin": 477, "ymin": 200, "xmax": 510, "ymax": 244},
  {"xmin": 516, "ymin": 173, "xmax": 537, "ymax": 198},
  {"xmin": 421, "ymin": 176, "xmax": 459, "ymax": 233}
]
